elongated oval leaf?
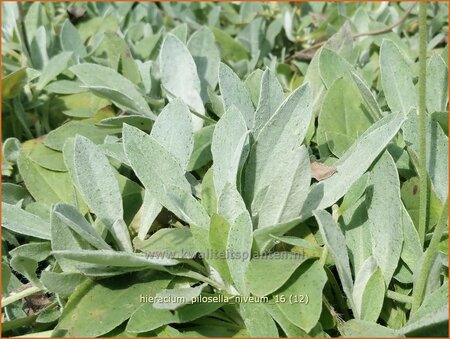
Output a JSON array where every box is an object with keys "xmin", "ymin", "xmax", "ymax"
[
  {"xmin": 211, "ymin": 106, "xmax": 248, "ymax": 197},
  {"xmin": 60, "ymin": 19, "xmax": 86, "ymax": 58},
  {"xmin": 70, "ymin": 63, "xmax": 154, "ymax": 117},
  {"xmin": 218, "ymin": 183, "xmax": 253, "ymax": 295},
  {"xmin": 122, "ymin": 124, "xmax": 191, "ymax": 207},
  {"xmin": 350, "ymin": 71, "xmax": 383, "ymax": 119},
  {"xmin": 151, "ymin": 99, "xmax": 194, "ymax": 171},
  {"xmin": 187, "ymin": 27, "xmax": 220, "ymax": 101},
  {"xmin": 52, "ymin": 249, "xmax": 178, "ymax": 267},
  {"xmin": 53, "ymin": 203, "xmax": 111, "ymax": 250},
  {"xmin": 237, "ymin": 17, "xmax": 265, "ymax": 60},
  {"xmin": 367, "ymin": 151, "xmax": 403, "ymax": 285},
  {"xmin": 253, "ymin": 68, "xmax": 284, "ymax": 137},
  {"xmin": 256, "ymin": 145, "xmax": 311, "ymax": 228},
  {"xmin": 136, "ymin": 191, "xmax": 162, "ymax": 241},
  {"xmin": 246, "ymin": 252, "xmax": 307, "ymax": 297},
  {"xmin": 352, "ymin": 256, "xmax": 385, "ymax": 321},
  {"xmin": 71, "ymin": 135, "xmax": 132, "ymax": 252},
  {"xmin": 380, "ymin": 39, "xmax": 417, "ymax": 114},
  {"xmin": 318, "ymin": 48, "xmax": 352, "ymax": 89},
  {"xmin": 245, "ymin": 69, "xmax": 264, "ymax": 107},
  {"xmin": 30, "ymin": 26, "xmax": 48, "ymax": 70},
  {"xmin": 160, "ymin": 33, "xmax": 204, "ymax": 129},
  {"xmin": 400, "ymin": 204, "xmax": 423, "ymax": 273},
  {"xmin": 426, "ymin": 54, "xmax": 448, "ymax": 114},
  {"xmin": 219, "ymin": 62, "xmax": 254, "ymax": 128},
  {"xmin": 2, "ymin": 202, "xmax": 51, "ymax": 240},
  {"xmin": 314, "ymin": 209, "xmax": 354, "ymax": 307},
  {"xmin": 244, "ymin": 83, "xmax": 312, "ymax": 213},
  {"xmin": 208, "ymin": 214, "xmax": 233, "ymax": 285},
  {"xmin": 274, "ymin": 260, "xmax": 327, "ymax": 332},
  {"xmin": 36, "ymin": 51, "xmax": 73, "ymax": 91},
  {"xmin": 71, "ymin": 135, "xmax": 123, "ymax": 224},
  {"xmin": 341, "ymin": 197, "xmax": 372, "ymax": 275},
  {"xmin": 17, "ymin": 153, "xmax": 77, "ymax": 208}
]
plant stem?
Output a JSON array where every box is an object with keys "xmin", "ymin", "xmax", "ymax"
[
  {"xmin": 2, "ymin": 314, "xmax": 39, "ymax": 333},
  {"xmin": 417, "ymin": 1, "xmax": 428, "ymax": 248},
  {"xmin": 411, "ymin": 197, "xmax": 448, "ymax": 313},
  {"xmin": 1, "ymin": 286, "xmax": 43, "ymax": 308},
  {"xmin": 386, "ymin": 290, "xmax": 413, "ymax": 304}
]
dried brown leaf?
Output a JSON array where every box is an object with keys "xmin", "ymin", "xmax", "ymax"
[{"xmin": 310, "ymin": 160, "xmax": 337, "ymax": 181}]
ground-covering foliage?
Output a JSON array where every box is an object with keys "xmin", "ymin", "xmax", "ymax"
[{"xmin": 1, "ymin": 2, "xmax": 449, "ymax": 337}]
